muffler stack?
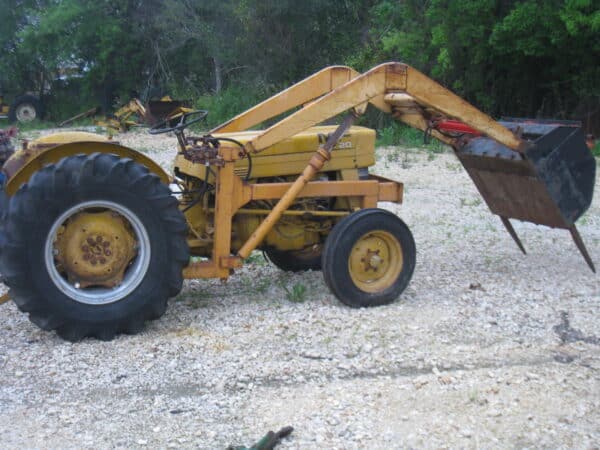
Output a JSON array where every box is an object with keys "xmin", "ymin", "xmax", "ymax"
[{"xmin": 454, "ymin": 119, "xmax": 596, "ymax": 271}]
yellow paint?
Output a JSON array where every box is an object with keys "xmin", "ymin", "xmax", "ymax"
[
  {"xmin": 5, "ymin": 140, "xmax": 169, "ymax": 196},
  {"xmin": 32, "ymin": 131, "xmax": 108, "ymax": 145},
  {"xmin": 175, "ymin": 125, "xmax": 375, "ymax": 180},
  {"xmin": 0, "ymin": 292, "xmax": 10, "ymax": 305},
  {"xmin": 55, "ymin": 211, "xmax": 137, "ymax": 288},
  {"xmin": 348, "ymin": 230, "xmax": 403, "ymax": 293}
]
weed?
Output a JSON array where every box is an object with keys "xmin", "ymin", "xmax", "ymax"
[
  {"xmin": 445, "ymin": 162, "xmax": 463, "ymax": 173},
  {"xmin": 253, "ymin": 277, "xmax": 271, "ymax": 295},
  {"xmin": 246, "ymin": 251, "xmax": 267, "ymax": 266},
  {"xmin": 240, "ymin": 275, "xmax": 271, "ymax": 295},
  {"xmin": 386, "ymin": 148, "xmax": 401, "ymax": 163},
  {"xmin": 485, "ymin": 222, "xmax": 497, "ymax": 232},
  {"xmin": 282, "ymin": 282, "xmax": 307, "ymax": 303},
  {"xmin": 460, "ymin": 197, "xmax": 482, "ymax": 207},
  {"xmin": 468, "ymin": 390, "xmax": 479, "ymax": 403}
]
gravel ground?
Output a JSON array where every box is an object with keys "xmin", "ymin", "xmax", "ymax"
[{"xmin": 0, "ymin": 129, "xmax": 599, "ymax": 449}]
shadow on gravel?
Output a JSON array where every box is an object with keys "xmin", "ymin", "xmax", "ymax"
[{"xmin": 553, "ymin": 311, "xmax": 599, "ymax": 345}]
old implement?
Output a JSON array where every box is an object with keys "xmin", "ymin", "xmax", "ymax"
[{"xmin": 0, "ymin": 62, "xmax": 595, "ymax": 341}]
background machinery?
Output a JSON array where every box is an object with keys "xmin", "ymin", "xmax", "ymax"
[
  {"xmin": 0, "ymin": 93, "xmax": 44, "ymax": 123},
  {"xmin": 0, "ymin": 62, "xmax": 595, "ymax": 341}
]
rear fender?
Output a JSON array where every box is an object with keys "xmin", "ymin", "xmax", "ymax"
[{"xmin": 4, "ymin": 140, "xmax": 170, "ymax": 196}]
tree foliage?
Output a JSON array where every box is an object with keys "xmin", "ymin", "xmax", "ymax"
[{"xmin": 1, "ymin": 0, "xmax": 598, "ymax": 131}]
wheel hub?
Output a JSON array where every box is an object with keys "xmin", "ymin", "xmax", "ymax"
[
  {"xmin": 361, "ymin": 248, "xmax": 383, "ymax": 271},
  {"xmin": 349, "ymin": 231, "xmax": 403, "ymax": 292},
  {"xmin": 54, "ymin": 211, "xmax": 137, "ymax": 288},
  {"xmin": 15, "ymin": 103, "xmax": 36, "ymax": 122}
]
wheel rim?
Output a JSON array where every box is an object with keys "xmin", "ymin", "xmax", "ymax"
[
  {"xmin": 348, "ymin": 230, "xmax": 403, "ymax": 293},
  {"xmin": 44, "ymin": 200, "xmax": 151, "ymax": 305},
  {"xmin": 15, "ymin": 103, "xmax": 37, "ymax": 122}
]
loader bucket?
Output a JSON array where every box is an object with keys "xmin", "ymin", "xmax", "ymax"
[
  {"xmin": 145, "ymin": 100, "xmax": 190, "ymax": 125},
  {"xmin": 454, "ymin": 119, "xmax": 596, "ymax": 270}
]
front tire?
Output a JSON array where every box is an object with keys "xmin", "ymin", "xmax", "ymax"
[
  {"xmin": 0, "ymin": 153, "xmax": 189, "ymax": 341},
  {"xmin": 322, "ymin": 208, "xmax": 416, "ymax": 308}
]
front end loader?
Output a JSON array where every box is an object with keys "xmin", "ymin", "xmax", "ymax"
[{"xmin": 0, "ymin": 62, "xmax": 595, "ymax": 341}]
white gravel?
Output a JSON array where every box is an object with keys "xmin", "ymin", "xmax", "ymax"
[{"xmin": 0, "ymin": 129, "xmax": 598, "ymax": 449}]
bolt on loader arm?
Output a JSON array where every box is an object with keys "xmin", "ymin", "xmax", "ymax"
[{"xmin": 224, "ymin": 62, "xmax": 595, "ymax": 270}]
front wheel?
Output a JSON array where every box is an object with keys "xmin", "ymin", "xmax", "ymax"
[
  {"xmin": 0, "ymin": 153, "xmax": 189, "ymax": 341},
  {"xmin": 322, "ymin": 208, "xmax": 416, "ymax": 308}
]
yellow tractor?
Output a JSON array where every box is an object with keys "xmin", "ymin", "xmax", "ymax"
[{"xmin": 0, "ymin": 63, "xmax": 595, "ymax": 341}]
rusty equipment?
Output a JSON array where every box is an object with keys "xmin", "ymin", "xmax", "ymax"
[
  {"xmin": 57, "ymin": 96, "xmax": 193, "ymax": 133},
  {"xmin": 0, "ymin": 62, "xmax": 595, "ymax": 341},
  {"xmin": 104, "ymin": 96, "xmax": 192, "ymax": 132}
]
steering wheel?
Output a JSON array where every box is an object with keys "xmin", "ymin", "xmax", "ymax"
[{"xmin": 149, "ymin": 109, "xmax": 208, "ymax": 135}]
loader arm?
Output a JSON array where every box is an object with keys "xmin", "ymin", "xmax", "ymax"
[
  {"xmin": 211, "ymin": 65, "xmax": 362, "ymax": 134},
  {"xmin": 243, "ymin": 62, "xmax": 525, "ymax": 154},
  {"xmin": 229, "ymin": 62, "xmax": 595, "ymax": 270}
]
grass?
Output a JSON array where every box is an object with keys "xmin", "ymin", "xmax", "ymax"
[
  {"xmin": 377, "ymin": 122, "xmax": 446, "ymax": 153},
  {"xmin": 593, "ymin": 142, "xmax": 600, "ymax": 157},
  {"xmin": 0, "ymin": 118, "xmax": 54, "ymax": 132},
  {"xmin": 1, "ymin": 117, "xmax": 104, "ymax": 136}
]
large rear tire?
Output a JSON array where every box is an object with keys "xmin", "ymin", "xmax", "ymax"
[
  {"xmin": 322, "ymin": 208, "xmax": 416, "ymax": 308},
  {"xmin": 0, "ymin": 153, "xmax": 189, "ymax": 341}
]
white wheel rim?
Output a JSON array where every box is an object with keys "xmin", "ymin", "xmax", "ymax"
[
  {"xmin": 15, "ymin": 103, "xmax": 37, "ymax": 122},
  {"xmin": 44, "ymin": 200, "xmax": 151, "ymax": 305}
]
